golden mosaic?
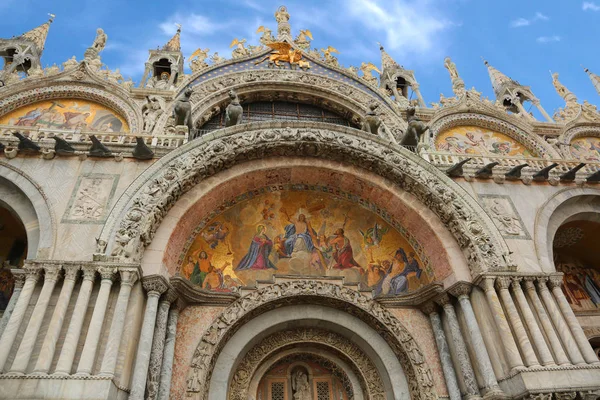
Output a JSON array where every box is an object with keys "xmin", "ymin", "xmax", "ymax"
[{"xmin": 435, "ymin": 125, "xmax": 534, "ymax": 156}]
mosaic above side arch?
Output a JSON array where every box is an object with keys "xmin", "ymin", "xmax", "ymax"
[
  {"xmin": 179, "ymin": 185, "xmax": 434, "ymax": 295},
  {"xmin": 428, "ymin": 112, "xmax": 560, "ymax": 159},
  {"xmin": 560, "ymin": 125, "xmax": 600, "ymax": 162}
]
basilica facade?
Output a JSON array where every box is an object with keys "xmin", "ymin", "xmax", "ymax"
[{"xmin": 0, "ymin": 6, "xmax": 600, "ymax": 400}]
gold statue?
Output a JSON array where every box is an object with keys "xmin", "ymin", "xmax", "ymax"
[
  {"xmin": 360, "ymin": 62, "xmax": 381, "ymax": 85},
  {"xmin": 189, "ymin": 48, "xmax": 210, "ymax": 72},
  {"xmin": 294, "ymin": 29, "xmax": 313, "ymax": 50},
  {"xmin": 255, "ymin": 41, "xmax": 309, "ymax": 70}
]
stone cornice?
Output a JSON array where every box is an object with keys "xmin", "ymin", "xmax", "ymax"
[
  {"xmin": 169, "ymin": 276, "xmax": 238, "ymax": 306},
  {"xmin": 375, "ymin": 282, "xmax": 444, "ymax": 307}
]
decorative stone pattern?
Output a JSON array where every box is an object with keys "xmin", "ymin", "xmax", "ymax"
[
  {"xmin": 184, "ymin": 281, "xmax": 437, "ymax": 400},
  {"xmin": 61, "ymin": 173, "xmax": 119, "ymax": 224},
  {"xmin": 478, "ymin": 194, "xmax": 530, "ymax": 240}
]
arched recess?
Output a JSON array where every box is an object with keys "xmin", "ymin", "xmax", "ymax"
[
  {"xmin": 559, "ymin": 124, "xmax": 600, "ymax": 160},
  {"xmin": 0, "ymin": 163, "xmax": 55, "ymax": 259},
  {"xmin": 534, "ymin": 187, "xmax": 600, "ymax": 272},
  {"xmin": 99, "ymin": 121, "xmax": 513, "ymax": 275},
  {"xmin": 142, "ymin": 157, "xmax": 470, "ymax": 286},
  {"xmin": 183, "ymin": 281, "xmax": 435, "ymax": 400}
]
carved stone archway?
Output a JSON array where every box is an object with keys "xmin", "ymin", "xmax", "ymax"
[
  {"xmin": 99, "ymin": 122, "xmax": 513, "ymax": 276},
  {"xmin": 184, "ymin": 281, "xmax": 437, "ymax": 400}
]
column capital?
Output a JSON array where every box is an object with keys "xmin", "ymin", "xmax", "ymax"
[
  {"xmin": 448, "ymin": 281, "xmax": 472, "ymax": 299},
  {"xmin": 10, "ymin": 269, "xmax": 26, "ymax": 289},
  {"xmin": 82, "ymin": 266, "xmax": 97, "ymax": 281},
  {"xmin": 63, "ymin": 265, "xmax": 81, "ymax": 281},
  {"xmin": 495, "ymin": 276, "xmax": 511, "ymax": 290},
  {"xmin": 435, "ymin": 293, "xmax": 452, "ymax": 307},
  {"xmin": 479, "ymin": 276, "xmax": 496, "ymax": 292},
  {"xmin": 420, "ymin": 301, "xmax": 439, "ymax": 315},
  {"xmin": 510, "ymin": 277, "xmax": 523, "ymax": 291},
  {"xmin": 97, "ymin": 266, "xmax": 117, "ymax": 281},
  {"xmin": 43, "ymin": 264, "xmax": 63, "ymax": 283},
  {"xmin": 548, "ymin": 275, "xmax": 563, "ymax": 289},
  {"xmin": 142, "ymin": 275, "xmax": 169, "ymax": 296},
  {"xmin": 163, "ymin": 288, "xmax": 179, "ymax": 305},
  {"xmin": 535, "ymin": 276, "xmax": 550, "ymax": 291},
  {"xmin": 119, "ymin": 268, "xmax": 140, "ymax": 287},
  {"xmin": 522, "ymin": 277, "xmax": 537, "ymax": 291}
]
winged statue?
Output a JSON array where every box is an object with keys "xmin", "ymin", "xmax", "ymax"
[
  {"xmin": 255, "ymin": 41, "xmax": 308, "ymax": 69},
  {"xmin": 360, "ymin": 62, "xmax": 381, "ymax": 85},
  {"xmin": 294, "ymin": 29, "xmax": 313, "ymax": 50},
  {"xmin": 256, "ymin": 25, "xmax": 274, "ymax": 45},
  {"xmin": 230, "ymin": 38, "xmax": 249, "ymax": 58},
  {"xmin": 189, "ymin": 48, "xmax": 210, "ymax": 72},
  {"xmin": 321, "ymin": 46, "xmax": 340, "ymax": 66}
]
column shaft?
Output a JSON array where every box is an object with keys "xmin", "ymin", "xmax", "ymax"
[
  {"xmin": 0, "ymin": 269, "xmax": 40, "ymax": 372},
  {"xmin": 157, "ymin": 307, "xmax": 179, "ymax": 400},
  {"xmin": 9, "ymin": 266, "xmax": 61, "ymax": 374},
  {"xmin": 438, "ymin": 296, "xmax": 481, "ymax": 400},
  {"xmin": 429, "ymin": 310, "xmax": 461, "ymax": 400},
  {"xmin": 0, "ymin": 270, "xmax": 25, "ymax": 339},
  {"xmin": 76, "ymin": 268, "xmax": 116, "ymax": 375},
  {"xmin": 33, "ymin": 267, "xmax": 79, "ymax": 374},
  {"xmin": 480, "ymin": 278, "xmax": 524, "ymax": 371},
  {"xmin": 147, "ymin": 299, "xmax": 172, "ymax": 400},
  {"xmin": 511, "ymin": 278, "xmax": 555, "ymax": 366},
  {"xmin": 129, "ymin": 293, "xmax": 161, "ymax": 400},
  {"xmin": 496, "ymin": 278, "xmax": 539, "ymax": 367},
  {"xmin": 524, "ymin": 279, "xmax": 569, "ymax": 365},
  {"xmin": 550, "ymin": 277, "xmax": 600, "ymax": 364},
  {"xmin": 98, "ymin": 269, "xmax": 138, "ymax": 376},
  {"xmin": 537, "ymin": 278, "xmax": 585, "ymax": 365}
]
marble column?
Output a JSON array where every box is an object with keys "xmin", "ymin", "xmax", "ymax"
[
  {"xmin": 33, "ymin": 266, "xmax": 80, "ymax": 374},
  {"xmin": 496, "ymin": 277, "xmax": 539, "ymax": 367},
  {"xmin": 139, "ymin": 62, "xmax": 152, "ymax": 87},
  {"xmin": 422, "ymin": 302, "xmax": 461, "ymax": 400},
  {"xmin": 99, "ymin": 268, "xmax": 139, "ymax": 377},
  {"xmin": 436, "ymin": 294, "xmax": 481, "ymax": 400},
  {"xmin": 479, "ymin": 277, "xmax": 524, "ymax": 372},
  {"xmin": 157, "ymin": 306, "xmax": 180, "ymax": 400},
  {"xmin": 536, "ymin": 277, "xmax": 585, "ymax": 365},
  {"xmin": 76, "ymin": 267, "xmax": 116, "ymax": 376},
  {"xmin": 54, "ymin": 266, "xmax": 97, "ymax": 375},
  {"xmin": 0, "ymin": 267, "xmax": 41, "ymax": 372},
  {"xmin": 511, "ymin": 278, "xmax": 555, "ymax": 366},
  {"xmin": 449, "ymin": 283, "xmax": 503, "ymax": 397},
  {"xmin": 523, "ymin": 278, "xmax": 569, "ymax": 366},
  {"xmin": 129, "ymin": 276, "xmax": 169, "ymax": 400},
  {"xmin": 0, "ymin": 270, "xmax": 26, "ymax": 339},
  {"xmin": 9, "ymin": 265, "xmax": 62, "ymax": 375},
  {"xmin": 147, "ymin": 290, "xmax": 177, "ymax": 400},
  {"xmin": 549, "ymin": 276, "xmax": 600, "ymax": 365}
]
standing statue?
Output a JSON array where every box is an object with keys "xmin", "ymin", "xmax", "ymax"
[
  {"xmin": 142, "ymin": 95, "xmax": 165, "ymax": 133},
  {"xmin": 444, "ymin": 57, "xmax": 459, "ymax": 80},
  {"xmin": 173, "ymin": 87, "xmax": 194, "ymax": 134},
  {"xmin": 362, "ymin": 103, "xmax": 381, "ymax": 135},
  {"xmin": 292, "ymin": 370, "xmax": 310, "ymax": 400},
  {"xmin": 275, "ymin": 6, "xmax": 290, "ymax": 23},
  {"xmin": 552, "ymin": 72, "xmax": 576, "ymax": 101},
  {"xmin": 93, "ymin": 28, "xmax": 108, "ymax": 52},
  {"xmin": 400, "ymin": 108, "xmax": 429, "ymax": 147},
  {"xmin": 225, "ymin": 89, "xmax": 243, "ymax": 127}
]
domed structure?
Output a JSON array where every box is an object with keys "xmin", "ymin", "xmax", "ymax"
[{"xmin": 0, "ymin": 6, "xmax": 599, "ymax": 400}]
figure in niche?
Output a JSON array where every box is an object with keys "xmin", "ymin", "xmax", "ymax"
[
  {"xmin": 153, "ymin": 72, "xmax": 174, "ymax": 90},
  {"xmin": 292, "ymin": 369, "xmax": 311, "ymax": 400},
  {"xmin": 236, "ymin": 225, "xmax": 278, "ymax": 271},
  {"xmin": 225, "ymin": 89, "xmax": 243, "ymax": 127},
  {"xmin": 280, "ymin": 209, "xmax": 315, "ymax": 256},
  {"xmin": 141, "ymin": 95, "xmax": 165, "ymax": 133}
]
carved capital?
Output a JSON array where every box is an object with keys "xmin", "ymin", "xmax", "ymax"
[
  {"xmin": 536, "ymin": 276, "xmax": 549, "ymax": 292},
  {"xmin": 435, "ymin": 293, "xmax": 452, "ymax": 307},
  {"xmin": 495, "ymin": 277, "xmax": 511, "ymax": 291},
  {"xmin": 63, "ymin": 265, "xmax": 81, "ymax": 281},
  {"xmin": 119, "ymin": 268, "xmax": 139, "ymax": 287},
  {"xmin": 448, "ymin": 281, "xmax": 472, "ymax": 299},
  {"xmin": 142, "ymin": 275, "xmax": 169, "ymax": 296},
  {"xmin": 510, "ymin": 277, "xmax": 523, "ymax": 291},
  {"xmin": 10, "ymin": 269, "xmax": 26, "ymax": 289},
  {"xmin": 43, "ymin": 264, "xmax": 63, "ymax": 282},
  {"xmin": 555, "ymin": 393, "xmax": 577, "ymax": 400},
  {"xmin": 163, "ymin": 288, "xmax": 179, "ymax": 304},
  {"xmin": 420, "ymin": 301, "xmax": 439, "ymax": 316},
  {"xmin": 97, "ymin": 266, "xmax": 117, "ymax": 281},
  {"xmin": 522, "ymin": 277, "xmax": 536, "ymax": 291},
  {"xmin": 479, "ymin": 276, "xmax": 496, "ymax": 293},
  {"xmin": 548, "ymin": 276, "xmax": 563, "ymax": 290},
  {"xmin": 81, "ymin": 266, "xmax": 97, "ymax": 281}
]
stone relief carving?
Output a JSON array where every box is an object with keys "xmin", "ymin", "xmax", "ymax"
[
  {"xmin": 183, "ymin": 281, "xmax": 437, "ymax": 400},
  {"xmin": 225, "ymin": 89, "xmax": 243, "ymax": 127},
  {"xmin": 479, "ymin": 195, "xmax": 530, "ymax": 240},
  {"xmin": 142, "ymin": 95, "xmax": 166, "ymax": 134},
  {"xmin": 62, "ymin": 173, "xmax": 119, "ymax": 224}
]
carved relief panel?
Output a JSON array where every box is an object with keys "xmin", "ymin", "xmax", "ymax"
[
  {"xmin": 62, "ymin": 173, "xmax": 119, "ymax": 224},
  {"xmin": 478, "ymin": 194, "xmax": 530, "ymax": 240}
]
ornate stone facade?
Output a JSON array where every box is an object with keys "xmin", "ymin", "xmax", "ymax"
[{"xmin": 0, "ymin": 6, "xmax": 600, "ymax": 400}]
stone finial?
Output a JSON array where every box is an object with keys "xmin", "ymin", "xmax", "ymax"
[
  {"xmin": 483, "ymin": 59, "xmax": 513, "ymax": 97},
  {"xmin": 379, "ymin": 44, "xmax": 401, "ymax": 72},
  {"xmin": 448, "ymin": 281, "xmax": 472, "ymax": 299},
  {"xmin": 163, "ymin": 24, "xmax": 181, "ymax": 52},
  {"xmin": 19, "ymin": 15, "xmax": 54, "ymax": 51},
  {"xmin": 584, "ymin": 66, "xmax": 600, "ymax": 96},
  {"xmin": 420, "ymin": 301, "xmax": 439, "ymax": 315},
  {"xmin": 142, "ymin": 275, "xmax": 169, "ymax": 295}
]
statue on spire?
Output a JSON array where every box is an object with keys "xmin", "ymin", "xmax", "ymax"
[
  {"xmin": 551, "ymin": 72, "xmax": 577, "ymax": 102},
  {"xmin": 584, "ymin": 67, "xmax": 600, "ymax": 96},
  {"xmin": 275, "ymin": 6, "xmax": 291, "ymax": 40},
  {"xmin": 84, "ymin": 28, "xmax": 107, "ymax": 61},
  {"xmin": 444, "ymin": 57, "xmax": 465, "ymax": 97}
]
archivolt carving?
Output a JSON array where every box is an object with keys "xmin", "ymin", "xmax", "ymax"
[
  {"xmin": 184, "ymin": 281, "xmax": 437, "ymax": 400},
  {"xmin": 100, "ymin": 123, "xmax": 512, "ymax": 275},
  {"xmin": 559, "ymin": 125, "xmax": 600, "ymax": 158},
  {"xmin": 428, "ymin": 112, "xmax": 560, "ymax": 159},
  {"xmin": 225, "ymin": 329, "xmax": 379, "ymax": 400}
]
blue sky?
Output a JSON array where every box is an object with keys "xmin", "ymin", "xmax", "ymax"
[{"xmin": 1, "ymin": 0, "xmax": 599, "ymax": 117}]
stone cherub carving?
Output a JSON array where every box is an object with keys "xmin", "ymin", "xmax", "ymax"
[
  {"xmin": 173, "ymin": 87, "xmax": 194, "ymax": 134},
  {"xmin": 362, "ymin": 103, "xmax": 381, "ymax": 135},
  {"xmin": 399, "ymin": 107, "xmax": 429, "ymax": 147},
  {"xmin": 225, "ymin": 89, "xmax": 243, "ymax": 127}
]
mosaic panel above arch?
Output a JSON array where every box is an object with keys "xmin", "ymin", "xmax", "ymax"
[
  {"xmin": 435, "ymin": 125, "xmax": 535, "ymax": 157},
  {"xmin": 570, "ymin": 137, "xmax": 600, "ymax": 162},
  {"xmin": 179, "ymin": 185, "xmax": 433, "ymax": 295},
  {"xmin": 0, "ymin": 99, "xmax": 129, "ymax": 132}
]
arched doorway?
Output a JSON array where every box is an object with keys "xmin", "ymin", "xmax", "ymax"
[{"xmin": 0, "ymin": 203, "xmax": 27, "ymax": 314}]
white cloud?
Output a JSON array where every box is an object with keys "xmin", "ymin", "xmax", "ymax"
[
  {"xmin": 536, "ymin": 35, "xmax": 561, "ymax": 43},
  {"xmin": 159, "ymin": 13, "xmax": 231, "ymax": 36},
  {"xmin": 345, "ymin": 0, "xmax": 454, "ymax": 56},
  {"xmin": 510, "ymin": 11, "xmax": 549, "ymax": 27},
  {"xmin": 583, "ymin": 2, "xmax": 600, "ymax": 11}
]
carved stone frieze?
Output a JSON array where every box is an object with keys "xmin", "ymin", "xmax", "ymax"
[
  {"xmin": 225, "ymin": 329, "xmax": 380, "ymax": 400},
  {"xmin": 184, "ymin": 281, "xmax": 437, "ymax": 400},
  {"xmin": 101, "ymin": 123, "xmax": 512, "ymax": 276},
  {"xmin": 554, "ymin": 392, "xmax": 577, "ymax": 400}
]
